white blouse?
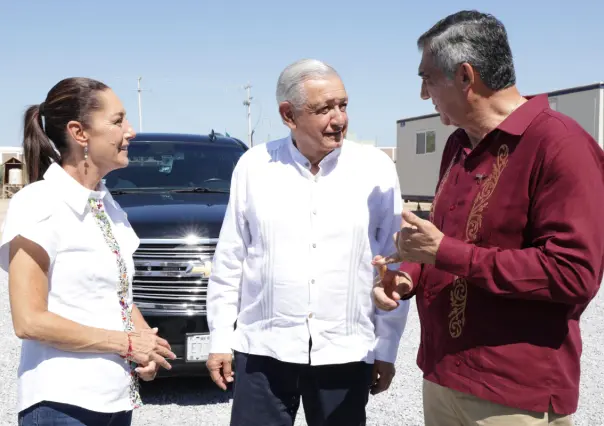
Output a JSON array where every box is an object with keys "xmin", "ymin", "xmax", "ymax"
[{"xmin": 0, "ymin": 163, "xmax": 141, "ymax": 414}]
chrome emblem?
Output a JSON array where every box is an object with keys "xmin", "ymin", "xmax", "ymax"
[{"xmin": 186, "ymin": 260, "xmax": 213, "ymax": 278}]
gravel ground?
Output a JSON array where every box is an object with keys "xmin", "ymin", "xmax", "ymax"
[{"xmin": 1, "ymin": 271, "xmax": 603, "ymax": 426}]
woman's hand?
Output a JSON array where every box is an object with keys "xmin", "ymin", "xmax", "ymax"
[
  {"xmin": 135, "ymin": 360, "xmax": 160, "ymax": 381},
  {"xmin": 126, "ymin": 327, "xmax": 176, "ymax": 370}
]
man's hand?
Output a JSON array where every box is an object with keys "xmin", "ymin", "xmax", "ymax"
[
  {"xmin": 370, "ymin": 360, "xmax": 395, "ymax": 395},
  {"xmin": 378, "ymin": 211, "xmax": 445, "ymax": 266},
  {"xmin": 372, "ymin": 256, "xmax": 414, "ymax": 311},
  {"xmin": 396, "ymin": 211, "xmax": 444, "ymax": 264},
  {"xmin": 206, "ymin": 353, "xmax": 234, "ymax": 390}
]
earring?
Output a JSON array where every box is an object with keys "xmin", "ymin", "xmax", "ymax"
[{"xmin": 84, "ymin": 145, "xmax": 88, "ymax": 160}]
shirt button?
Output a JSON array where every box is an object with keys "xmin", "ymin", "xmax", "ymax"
[
  {"xmin": 312, "ymin": 209, "xmax": 317, "ymax": 215},
  {"xmin": 449, "ymin": 204, "xmax": 456, "ymax": 211},
  {"xmin": 305, "ymin": 162, "xmax": 310, "ymax": 168},
  {"xmin": 312, "ymin": 243, "xmax": 316, "ymax": 248},
  {"xmin": 310, "ymin": 279, "xmax": 315, "ymax": 284},
  {"xmin": 455, "ymin": 360, "xmax": 461, "ymax": 367},
  {"xmin": 308, "ymin": 313, "xmax": 313, "ymax": 319}
]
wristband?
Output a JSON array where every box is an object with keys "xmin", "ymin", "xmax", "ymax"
[{"xmin": 120, "ymin": 332, "xmax": 133, "ymax": 361}]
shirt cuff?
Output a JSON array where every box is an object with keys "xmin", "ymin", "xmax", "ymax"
[
  {"xmin": 397, "ymin": 262, "xmax": 421, "ymax": 300},
  {"xmin": 399, "ymin": 262, "xmax": 421, "ymax": 283},
  {"xmin": 386, "ymin": 262, "xmax": 401, "ymax": 271},
  {"xmin": 209, "ymin": 328, "xmax": 234, "ymax": 354},
  {"xmin": 434, "ymin": 236, "xmax": 473, "ymax": 277},
  {"xmin": 373, "ymin": 336, "xmax": 399, "ymax": 364}
]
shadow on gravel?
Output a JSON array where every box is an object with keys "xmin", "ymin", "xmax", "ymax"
[{"xmin": 140, "ymin": 376, "xmax": 233, "ymax": 406}]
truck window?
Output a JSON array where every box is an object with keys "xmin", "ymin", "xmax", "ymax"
[{"xmin": 103, "ymin": 141, "xmax": 245, "ymax": 191}]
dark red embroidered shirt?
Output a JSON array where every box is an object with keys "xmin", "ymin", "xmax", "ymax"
[{"xmin": 400, "ymin": 94, "xmax": 604, "ymax": 415}]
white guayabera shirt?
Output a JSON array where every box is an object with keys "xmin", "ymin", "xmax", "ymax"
[
  {"xmin": 0, "ymin": 163, "xmax": 140, "ymax": 414},
  {"xmin": 207, "ymin": 136, "xmax": 410, "ymax": 366}
]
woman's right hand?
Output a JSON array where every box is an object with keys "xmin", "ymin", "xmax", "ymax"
[{"xmin": 126, "ymin": 327, "xmax": 176, "ymax": 370}]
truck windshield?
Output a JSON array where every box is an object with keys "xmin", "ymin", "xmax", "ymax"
[{"xmin": 103, "ymin": 141, "xmax": 245, "ymax": 192}]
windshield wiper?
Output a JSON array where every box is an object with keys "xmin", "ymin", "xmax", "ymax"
[
  {"xmin": 110, "ymin": 189, "xmax": 147, "ymax": 195},
  {"xmin": 110, "ymin": 187, "xmax": 181, "ymax": 195},
  {"xmin": 170, "ymin": 187, "xmax": 229, "ymax": 194}
]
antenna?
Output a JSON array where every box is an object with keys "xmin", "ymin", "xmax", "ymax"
[
  {"xmin": 243, "ymin": 83, "xmax": 253, "ymax": 147},
  {"xmin": 137, "ymin": 77, "xmax": 144, "ymax": 132}
]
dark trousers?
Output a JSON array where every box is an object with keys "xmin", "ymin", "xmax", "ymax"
[
  {"xmin": 230, "ymin": 350, "xmax": 373, "ymax": 426},
  {"xmin": 18, "ymin": 401, "xmax": 132, "ymax": 426}
]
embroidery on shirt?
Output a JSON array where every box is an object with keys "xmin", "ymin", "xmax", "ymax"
[
  {"xmin": 448, "ymin": 277, "xmax": 468, "ymax": 338},
  {"xmin": 466, "ymin": 144, "xmax": 510, "ymax": 241},
  {"xmin": 429, "ymin": 152, "xmax": 458, "ymax": 224},
  {"xmin": 88, "ymin": 198, "xmax": 142, "ymax": 409},
  {"xmin": 448, "ymin": 143, "xmax": 510, "ymax": 339}
]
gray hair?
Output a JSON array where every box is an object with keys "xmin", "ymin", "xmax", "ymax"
[
  {"xmin": 276, "ymin": 59, "xmax": 340, "ymax": 109},
  {"xmin": 417, "ymin": 10, "xmax": 516, "ymax": 91}
]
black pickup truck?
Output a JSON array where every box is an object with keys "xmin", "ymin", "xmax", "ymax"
[{"xmin": 103, "ymin": 132, "xmax": 247, "ymax": 377}]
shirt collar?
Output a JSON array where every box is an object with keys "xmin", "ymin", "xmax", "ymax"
[
  {"xmin": 286, "ymin": 133, "xmax": 343, "ymax": 171},
  {"xmin": 43, "ymin": 162, "xmax": 114, "ymax": 215},
  {"xmin": 497, "ymin": 94, "xmax": 550, "ymax": 136}
]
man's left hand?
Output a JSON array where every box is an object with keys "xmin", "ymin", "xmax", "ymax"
[
  {"xmin": 370, "ymin": 360, "xmax": 395, "ymax": 395},
  {"xmin": 394, "ymin": 210, "xmax": 444, "ymax": 265}
]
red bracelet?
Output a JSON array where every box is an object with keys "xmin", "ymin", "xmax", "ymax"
[{"xmin": 121, "ymin": 332, "xmax": 133, "ymax": 361}]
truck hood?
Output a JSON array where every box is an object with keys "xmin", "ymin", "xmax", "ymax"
[{"xmin": 112, "ymin": 192, "xmax": 229, "ymax": 239}]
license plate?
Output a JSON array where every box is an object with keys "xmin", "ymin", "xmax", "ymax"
[{"xmin": 186, "ymin": 333, "xmax": 211, "ymax": 362}]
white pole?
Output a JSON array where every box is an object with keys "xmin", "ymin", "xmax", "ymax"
[
  {"xmin": 243, "ymin": 83, "xmax": 252, "ymax": 147},
  {"xmin": 248, "ymin": 98, "xmax": 252, "ymax": 146},
  {"xmin": 137, "ymin": 77, "xmax": 143, "ymax": 132}
]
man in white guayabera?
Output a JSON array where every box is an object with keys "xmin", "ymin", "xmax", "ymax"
[{"xmin": 205, "ymin": 58, "xmax": 411, "ymax": 426}]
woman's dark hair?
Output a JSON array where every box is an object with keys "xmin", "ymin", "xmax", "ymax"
[{"xmin": 23, "ymin": 77, "xmax": 109, "ymax": 183}]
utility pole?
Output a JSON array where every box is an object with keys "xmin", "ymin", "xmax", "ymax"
[
  {"xmin": 243, "ymin": 83, "xmax": 253, "ymax": 147},
  {"xmin": 137, "ymin": 77, "xmax": 143, "ymax": 132}
]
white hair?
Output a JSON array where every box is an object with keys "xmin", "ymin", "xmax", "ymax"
[{"xmin": 276, "ymin": 59, "xmax": 340, "ymax": 110}]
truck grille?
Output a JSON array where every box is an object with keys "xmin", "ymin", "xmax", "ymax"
[{"xmin": 132, "ymin": 239, "xmax": 218, "ymax": 315}]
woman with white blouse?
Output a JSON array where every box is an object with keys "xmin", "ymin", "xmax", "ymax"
[{"xmin": 0, "ymin": 77, "xmax": 176, "ymax": 426}]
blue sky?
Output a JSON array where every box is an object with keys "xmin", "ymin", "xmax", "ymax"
[{"xmin": 1, "ymin": 0, "xmax": 603, "ymax": 147}]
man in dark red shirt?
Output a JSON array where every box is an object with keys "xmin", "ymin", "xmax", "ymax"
[{"xmin": 374, "ymin": 10, "xmax": 604, "ymax": 425}]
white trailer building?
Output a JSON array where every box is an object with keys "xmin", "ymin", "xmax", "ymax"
[{"xmin": 396, "ymin": 82, "xmax": 604, "ymax": 202}]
